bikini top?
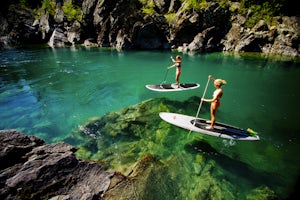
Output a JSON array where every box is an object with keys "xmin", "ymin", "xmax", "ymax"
[{"xmin": 213, "ymin": 89, "xmax": 222, "ymax": 101}]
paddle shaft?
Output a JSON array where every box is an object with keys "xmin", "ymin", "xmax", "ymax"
[
  {"xmin": 194, "ymin": 77, "xmax": 210, "ymax": 120},
  {"xmin": 161, "ymin": 68, "xmax": 169, "ymax": 84}
]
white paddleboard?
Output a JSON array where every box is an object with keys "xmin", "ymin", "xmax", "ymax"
[
  {"xmin": 159, "ymin": 112, "xmax": 260, "ymax": 141},
  {"xmin": 146, "ymin": 83, "xmax": 200, "ymax": 92}
]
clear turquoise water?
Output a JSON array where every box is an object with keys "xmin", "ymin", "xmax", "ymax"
[{"xmin": 1, "ymin": 47, "xmax": 300, "ymax": 198}]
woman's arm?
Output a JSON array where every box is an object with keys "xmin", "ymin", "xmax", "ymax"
[
  {"xmin": 168, "ymin": 64, "xmax": 176, "ymax": 69},
  {"xmin": 170, "ymin": 56, "xmax": 175, "ymax": 62},
  {"xmin": 202, "ymin": 89, "xmax": 222, "ymax": 102},
  {"xmin": 202, "ymin": 97, "xmax": 213, "ymax": 102},
  {"xmin": 168, "ymin": 56, "xmax": 177, "ymax": 69}
]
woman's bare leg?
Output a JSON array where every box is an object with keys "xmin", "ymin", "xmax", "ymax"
[{"xmin": 207, "ymin": 103, "xmax": 217, "ymax": 129}]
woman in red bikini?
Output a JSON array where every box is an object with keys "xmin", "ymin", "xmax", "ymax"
[
  {"xmin": 168, "ymin": 55, "xmax": 182, "ymax": 87},
  {"xmin": 202, "ymin": 75, "xmax": 227, "ymax": 129}
]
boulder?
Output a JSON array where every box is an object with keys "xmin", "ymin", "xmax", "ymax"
[{"xmin": 0, "ymin": 130, "xmax": 114, "ymax": 200}]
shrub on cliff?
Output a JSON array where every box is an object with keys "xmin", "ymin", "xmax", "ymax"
[
  {"xmin": 33, "ymin": 0, "xmax": 82, "ymax": 22},
  {"xmin": 62, "ymin": 0, "xmax": 82, "ymax": 21},
  {"xmin": 238, "ymin": 0, "xmax": 285, "ymax": 28},
  {"xmin": 139, "ymin": 0, "xmax": 156, "ymax": 15},
  {"xmin": 33, "ymin": 0, "xmax": 55, "ymax": 18}
]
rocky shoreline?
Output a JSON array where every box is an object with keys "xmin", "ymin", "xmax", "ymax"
[
  {"xmin": 1, "ymin": 130, "xmax": 168, "ymax": 200},
  {"xmin": 0, "ymin": 0, "xmax": 299, "ymax": 57},
  {"xmin": 0, "ymin": 130, "xmax": 114, "ymax": 199}
]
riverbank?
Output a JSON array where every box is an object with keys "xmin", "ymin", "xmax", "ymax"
[{"xmin": 0, "ymin": 0, "xmax": 299, "ymax": 57}]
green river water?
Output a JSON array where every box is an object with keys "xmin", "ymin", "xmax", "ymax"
[{"xmin": 0, "ymin": 47, "xmax": 299, "ymax": 199}]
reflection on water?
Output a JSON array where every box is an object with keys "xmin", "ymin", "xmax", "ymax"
[{"xmin": 0, "ymin": 47, "xmax": 299, "ymax": 198}]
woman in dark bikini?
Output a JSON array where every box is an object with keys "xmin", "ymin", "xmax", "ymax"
[
  {"xmin": 168, "ymin": 55, "xmax": 182, "ymax": 87},
  {"xmin": 202, "ymin": 75, "xmax": 227, "ymax": 129}
]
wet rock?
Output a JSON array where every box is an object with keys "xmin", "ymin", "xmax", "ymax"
[
  {"xmin": 0, "ymin": 129, "xmax": 44, "ymax": 170},
  {"xmin": 0, "ymin": 130, "xmax": 114, "ymax": 200},
  {"xmin": 66, "ymin": 20, "xmax": 82, "ymax": 46},
  {"xmin": 48, "ymin": 28, "xmax": 71, "ymax": 47}
]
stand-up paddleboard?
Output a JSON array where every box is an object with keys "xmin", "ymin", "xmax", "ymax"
[
  {"xmin": 159, "ymin": 112, "xmax": 260, "ymax": 141},
  {"xmin": 146, "ymin": 83, "xmax": 200, "ymax": 92}
]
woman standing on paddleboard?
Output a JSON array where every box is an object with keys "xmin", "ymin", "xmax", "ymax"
[
  {"xmin": 168, "ymin": 55, "xmax": 182, "ymax": 87},
  {"xmin": 202, "ymin": 75, "xmax": 227, "ymax": 129}
]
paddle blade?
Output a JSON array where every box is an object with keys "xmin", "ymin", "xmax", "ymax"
[{"xmin": 247, "ymin": 128, "xmax": 258, "ymax": 136}]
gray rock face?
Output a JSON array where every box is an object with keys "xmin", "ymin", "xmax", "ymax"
[
  {"xmin": 0, "ymin": 1, "xmax": 299, "ymax": 57},
  {"xmin": 221, "ymin": 16, "xmax": 300, "ymax": 57},
  {"xmin": 0, "ymin": 130, "xmax": 44, "ymax": 170},
  {"xmin": 0, "ymin": 130, "xmax": 114, "ymax": 200}
]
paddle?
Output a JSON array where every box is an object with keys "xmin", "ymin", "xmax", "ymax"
[
  {"xmin": 194, "ymin": 76, "xmax": 211, "ymax": 121},
  {"xmin": 188, "ymin": 76, "xmax": 210, "ymax": 136},
  {"xmin": 161, "ymin": 68, "xmax": 169, "ymax": 84}
]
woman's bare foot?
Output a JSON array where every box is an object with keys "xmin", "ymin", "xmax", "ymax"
[{"xmin": 205, "ymin": 126, "xmax": 214, "ymax": 130}]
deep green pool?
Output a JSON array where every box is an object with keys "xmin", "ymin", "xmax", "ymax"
[{"xmin": 1, "ymin": 47, "xmax": 299, "ymax": 199}]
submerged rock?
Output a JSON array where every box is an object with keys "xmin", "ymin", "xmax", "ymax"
[
  {"xmin": 246, "ymin": 186, "xmax": 277, "ymax": 200},
  {"xmin": 103, "ymin": 154, "xmax": 180, "ymax": 200},
  {"xmin": 71, "ymin": 97, "xmax": 282, "ymax": 199},
  {"xmin": 1, "ymin": 97, "xmax": 281, "ymax": 199}
]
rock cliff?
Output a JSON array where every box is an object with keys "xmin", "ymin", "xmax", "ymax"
[{"xmin": 0, "ymin": 0, "xmax": 299, "ymax": 57}]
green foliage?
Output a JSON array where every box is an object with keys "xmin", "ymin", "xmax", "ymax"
[
  {"xmin": 33, "ymin": 0, "xmax": 55, "ymax": 18},
  {"xmin": 62, "ymin": 1, "xmax": 82, "ymax": 21},
  {"xmin": 238, "ymin": 0, "xmax": 284, "ymax": 28},
  {"xmin": 76, "ymin": 146, "xmax": 92, "ymax": 160},
  {"xmin": 142, "ymin": 7, "xmax": 155, "ymax": 15},
  {"xmin": 177, "ymin": 0, "xmax": 287, "ymax": 28},
  {"xmin": 41, "ymin": 0, "xmax": 56, "ymax": 16},
  {"xmin": 164, "ymin": 12, "xmax": 177, "ymax": 25},
  {"xmin": 180, "ymin": 0, "xmax": 209, "ymax": 11},
  {"xmin": 139, "ymin": 0, "xmax": 156, "ymax": 15},
  {"xmin": 33, "ymin": 0, "xmax": 82, "ymax": 22},
  {"xmin": 19, "ymin": 0, "xmax": 27, "ymax": 4}
]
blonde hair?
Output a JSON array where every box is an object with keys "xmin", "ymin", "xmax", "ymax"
[{"xmin": 214, "ymin": 79, "xmax": 227, "ymax": 86}]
